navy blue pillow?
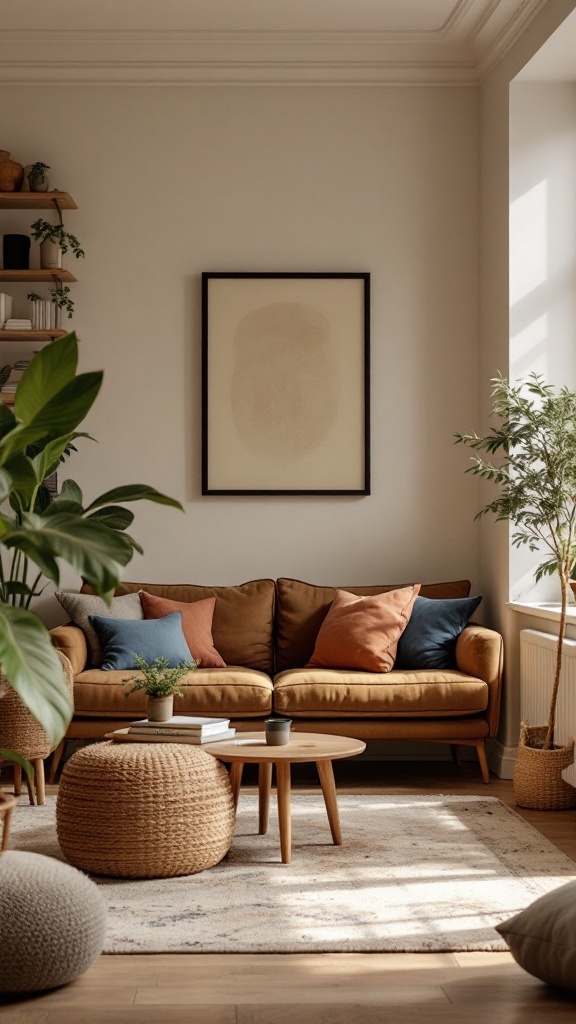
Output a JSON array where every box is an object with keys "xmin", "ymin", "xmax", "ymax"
[
  {"xmin": 395, "ymin": 595, "xmax": 482, "ymax": 670},
  {"xmin": 88, "ymin": 611, "xmax": 193, "ymax": 670}
]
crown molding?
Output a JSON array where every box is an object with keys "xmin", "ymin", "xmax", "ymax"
[{"xmin": 0, "ymin": 2, "xmax": 555, "ymax": 86}]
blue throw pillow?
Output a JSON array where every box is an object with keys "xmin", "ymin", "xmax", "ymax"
[
  {"xmin": 395, "ymin": 595, "xmax": 482, "ymax": 670},
  {"xmin": 87, "ymin": 611, "xmax": 193, "ymax": 670}
]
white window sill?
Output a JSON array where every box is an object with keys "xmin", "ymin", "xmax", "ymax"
[{"xmin": 508, "ymin": 601, "xmax": 576, "ymax": 624}]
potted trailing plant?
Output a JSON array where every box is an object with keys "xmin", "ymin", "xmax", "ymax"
[
  {"xmin": 123, "ymin": 655, "xmax": 197, "ymax": 722},
  {"xmin": 0, "ymin": 331, "xmax": 183, "ymax": 790},
  {"xmin": 27, "ymin": 162, "xmax": 50, "ymax": 193},
  {"xmin": 30, "ymin": 219, "xmax": 85, "ymax": 270},
  {"xmin": 455, "ymin": 372, "xmax": 576, "ymax": 809}
]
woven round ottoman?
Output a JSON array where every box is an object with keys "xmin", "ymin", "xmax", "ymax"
[
  {"xmin": 56, "ymin": 741, "xmax": 235, "ymax": 878},
  {"xmin": 0, "ymin": 850, "xmax": 107, "ymax": 993}
]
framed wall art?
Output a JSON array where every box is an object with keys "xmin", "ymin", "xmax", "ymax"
[{"xmin": 201, "ymin": 272, "xmax": 370, "ymax": 496}]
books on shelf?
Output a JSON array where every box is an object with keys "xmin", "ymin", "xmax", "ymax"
[
  {"xmin": 0, "ymin": 293, "xmax": 14, "ymax": 327},
  {"xmin": 4, "ymin": 318, "xmax": 32, "ymax": 330},
  {"xmin": 128, "ymin": 715, "xmax": 234, "ymax": 742},
  {"xmin": 30, "ymin": 299, "xmax": 52, "ymax": 331}
]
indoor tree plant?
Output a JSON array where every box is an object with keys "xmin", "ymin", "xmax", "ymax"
[
  {"xmin": 123, "ymin": 655, "xmax": 197, "ymax": 722},
  {"xmin": 455, "ymin": 372, "xmax": 576, "ymax": 809},
  {"xmin": 0, "ymin": 331, "xmax": 183, "ymax": 781}
]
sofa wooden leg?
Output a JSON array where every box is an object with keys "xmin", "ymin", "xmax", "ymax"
[
  {"xmin": 48, "ymin": 740, "xmax": 66, "ymax": 783},
  {"xmin": 450, "ymin": 744, "xmax": 462, "ymax": 766},
  {"xmin": 13, "ymin": 764, "xmax": 22, "ymax": 796},
  {"xmin": 34, "ymin": 758, "xmax": 46, "ymax": 806},
  {"xmin": 475, "ymin": 740, "xmax": 490, "ymax": 784}
]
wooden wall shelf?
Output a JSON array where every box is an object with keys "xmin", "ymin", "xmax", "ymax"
[
  {"xmin": 0, "ymin": 330, "xmax": 67, "ymax": 342},
  {"xmin": 1, "ymin": 394, "xmax": 15, "ymax": 406},
  {"xmin": 0, "ymin": 270, "xmax": 77, "ymax": 283},
  {"xmin": 0, "ymin": 192, "xmax": 77, "ymax": 210}
]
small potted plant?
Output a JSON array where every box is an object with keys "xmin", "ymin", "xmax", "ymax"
[
  {"xmin": 27, "ymin": 162, "xmax": 50, "ymax": 192},
  {"xmin": 123, "ymin": 654, "xmax": 197, "ymax": 722},
  {"xmin": 30, "ymin": 218, "xmax": 85, "ymax": 270}
]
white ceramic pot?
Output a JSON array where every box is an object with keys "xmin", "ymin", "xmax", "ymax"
[
  {"xmin": 147, "ymin": 695, "xmax": 173, "ymax": 723},
  {"xmin": 39, "ymin": 240, "xmax": 62, "ymax": 270}
]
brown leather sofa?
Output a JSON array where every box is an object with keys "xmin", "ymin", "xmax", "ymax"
[{"xmin": 50, "ymin": 577, "xmax": 503, "ymax": 782}]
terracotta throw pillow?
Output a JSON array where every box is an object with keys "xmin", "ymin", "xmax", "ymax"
[
  {"xmin": 140, "ymin": 592, "xmax": 226, "ymax": 668},
  {"xmin": 306, "ymin": 585, "xmax": 421, "ymax": 672}
]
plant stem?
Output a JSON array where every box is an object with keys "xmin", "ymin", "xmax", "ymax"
[{"xmin": 544, "ymin": 570, "xmax": 569, "ymax": 749}]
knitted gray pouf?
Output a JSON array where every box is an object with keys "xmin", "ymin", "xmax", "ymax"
[{"xmin": 0, "ymin": 851, "xmax": 107, "ymax": 993}]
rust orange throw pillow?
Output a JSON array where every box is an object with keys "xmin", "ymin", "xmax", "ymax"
[
  {"xmin": 306, "ymin": 585, "xmax": 421, "ymax": 672},
  {"xmin": 140, "ymin": 592, "xmax": 226, "ymax": 668}
]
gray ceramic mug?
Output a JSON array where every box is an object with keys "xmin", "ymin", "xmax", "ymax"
[{"xmin": 265, "ymin": 717, "xmax": 292, "ymax": 746}]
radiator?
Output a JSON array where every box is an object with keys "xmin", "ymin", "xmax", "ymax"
[{"xmin": 520, "ymin": 629, "xmax": 576, "ymax": 787}]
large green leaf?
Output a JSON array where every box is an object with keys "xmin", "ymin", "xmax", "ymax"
[
  {"xmin": 14, "ymin": 332, "xmax": 78, "ymax": 423},
  {"xmin": 0, "ymin": 455, "xmax": 37, "ymax": 505},
  {"xmin": 0, "ymin": 605, "xmax": 72, "ymax": 745},
  {"xmin": 33, "ymin": 433, "xmax": 76, "ymax": 484},
  {"xmin": 4, "ymin": 512, "xmax": 134, "ymax": 594},
  {"xmin": 0, "ymin": 374, "xmax": 103, "ymax": 467},
  {"xmin": 60, "ymin": 479, "xmax": 83, "ymax": 504},
  {"xmin": 0, "ymin": 748, "xmax": 35, "ymax": 786},
  {"xmin": 87, "ymin": 505, "xmax": 135, "ymax": 531},
  {"xmin": 0, "ymin": 403, "xmax": 16, "ymax": 440},
  {"xmin": 85, "ymin": 484, "xmax": 183, "ymax": 513}
]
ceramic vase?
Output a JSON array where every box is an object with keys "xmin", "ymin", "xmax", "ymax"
[
  {"xmin": 147, "ymin": 695, "xmax": 174, "ymax": 722},
  {"xmin": 39, "ymin": 240, "xmax": 62, "ymax": 270},
  {"xmin": 28, "ymin": 168, "xmax": 49, "ymax": 192}
]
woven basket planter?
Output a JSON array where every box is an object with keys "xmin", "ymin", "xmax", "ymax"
[
  {"xmin": 57, "ymin": 741, "xmax": 235, "ymax": 878},
  {"xmin": 0, "ymin": 651, "xmax": 74, "ymax": 759},
  {"xmin": 513, "ymin": 723, "xmax": 576, "ymax": 810}
]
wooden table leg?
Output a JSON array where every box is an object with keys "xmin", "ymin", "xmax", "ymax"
[
  {"xmin": 317, "ymin": 759, "xmax": 342, "ymax": 846},
  {"xmin": 229, "ymin": 762, "xmax": 244, "ymax": 810},
  {"xmin": 34, "ymin": 758, "xmax": 46, "ymax": 806},
  {"xmin": 258, "ymin": 762, "xmax": 272, "ymax": 834},
  {"xmin": 276, "ymin": 761, "xmax": 292, "ymax": 864},
  {"xmin": 49, "ymin": 739, "xmax": 66, "ymax": 784},
  {"xmin": 13, "ymin": 764, "xmax": 22, "ymax": 797}
]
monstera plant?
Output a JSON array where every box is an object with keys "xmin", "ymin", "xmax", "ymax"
[{"xmin": 0, "ymin": 332, "xmax": 182, "ymax": 759}]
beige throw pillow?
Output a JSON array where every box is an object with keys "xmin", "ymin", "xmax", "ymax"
[
  {"xmin": 55, "ymin": 590, "xmax": 143, "ymax": 667},
  {"xmin": 495, "ymin": 879, "xmax": 576, "ymax": 991}
]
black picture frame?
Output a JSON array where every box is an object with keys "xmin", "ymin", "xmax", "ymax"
[{"xmin": 202, "ymin": 272, "xmax": 370, "ymax": 496}]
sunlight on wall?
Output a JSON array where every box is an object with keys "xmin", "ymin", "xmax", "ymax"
[
  {"xmin": 509, "ymin": 313, "xmax": 548, "ymax": 380},
  {"xmin": 509, "ymin": 180, "xmax": 548, "ymax": 308}
]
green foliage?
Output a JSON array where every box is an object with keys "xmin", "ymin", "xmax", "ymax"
[
  {"xmin": 123, "ymin": 655, "xmax": 197, "ymax": 698},
  {"xmin": 0, "ymin": 332, "xmax": 184, "ymax": 746},
  {"xmin": 455, "ymin": 372, "xmax": 576, "ymax": 746},
  {"xmin": 30, "ymin": 219, "xmax": 85, "ymax": 259},
  {"xmin": 29, "ymin": 163, "xmax": 50, "ymax": 175},
  {"xmin": 50, "ymin": 284, "xmax": 74, "ymax": 319}
]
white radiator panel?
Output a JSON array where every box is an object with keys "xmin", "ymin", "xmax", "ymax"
[{"xmin": 520, "ymin": 629, "xmax": 576, "ymax": 787}]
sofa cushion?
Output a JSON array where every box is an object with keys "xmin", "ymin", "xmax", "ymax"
[
  {"xmin": 275, "ymin": 578, "xmax": 472, "ymax": 673},
  {"xmin": 140, "ymin": 593, "xmax": 226, "ymax": 668},
  {"xmin": 88, "ymin": 611, "xmax": 194, "ymax": 670},
  {"xmin": 306, "ymin": 586, "xmax": 420, "ymax": 672},
  {"xmin": 55, "ymin": 590, "xmax": 143, "ymax": 667},
  {"xmin": 395, "ymin": 595, "xmax": 482, "ymax": 670},
  {"xmin": 73, "ymin": 667, "xmax": 273, "ymax": 717},
  {"xmin": 83, "ymin": 579, "xmax": 275, "ymax": 674},
  {"xmin": 495, "ymin": 879, "xmax": 576, "ymax": 992},
  {"xmin": 273, "ymin": 668, "xmax": 488, "ymax": 717}
]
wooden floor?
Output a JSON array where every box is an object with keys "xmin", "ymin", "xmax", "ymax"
[{"xmin": 3, "ymin": 759, "xmax": 576, "ymax": 1023}]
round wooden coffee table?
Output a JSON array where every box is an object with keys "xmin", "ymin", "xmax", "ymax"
[{"xmin": 206, "ymin": 732, "xmax": 366, "ymax": 864}]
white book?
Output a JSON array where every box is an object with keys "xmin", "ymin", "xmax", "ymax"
[
  {"xmin": 130, "ymin": 715, "xmax": 230, "ymax": 733},
  {"xmin": 119, "ymin": 727, "xmax": 236, "ymax": 745},
  {"xmin": 0, "ymin": 293, "xmax": 13, "ymax": 328}
]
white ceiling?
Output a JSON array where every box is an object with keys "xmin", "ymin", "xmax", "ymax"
[{"xmin": 0, "ymin": 0, "xmax": 560, "ymax": 85}]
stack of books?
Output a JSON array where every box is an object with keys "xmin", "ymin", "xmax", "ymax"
[
  {"xmin": 127, "ymin": 715, "xmax": 235, "ymax": 744},
  {"xmin": 4, "ymin": 318, "xmax": 32, "ymax": 330},
  {"xmin": 1, "ymin": 359, "xmax": 30, "ymax": 394},
  {"xmin": 0, "ymin": 293, "xmax": 13, "ymax": 328}
]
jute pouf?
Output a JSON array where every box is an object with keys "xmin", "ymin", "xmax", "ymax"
[
  {"xmin": 56, "ymin": 742, "xmax": 235, "ymax": 878},
  {"xmin": 0, "ymin": 850, "xmax": 106, "ymax": 993}
]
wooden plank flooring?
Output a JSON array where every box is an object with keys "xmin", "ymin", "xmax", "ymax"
[{"xmin": 3, "ymin": 760, "xmax": 576, "ymax": 1022}]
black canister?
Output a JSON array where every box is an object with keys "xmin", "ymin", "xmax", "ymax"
[{"xmin": 3, "ymin": 234, "xmax": 30, "ymax": 270}]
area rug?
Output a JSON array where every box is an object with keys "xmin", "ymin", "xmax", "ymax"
[{"xmin": 7, "ymin": 794, "xmax": 576, "ymax": 954}]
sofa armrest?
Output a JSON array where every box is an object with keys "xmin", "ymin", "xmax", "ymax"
[
  {"xmin": 455, "ymin": 624, "xmax": 504, "ymax": 737},
  {"xmin": 50, "ymin": 624, "xmax": 87, "ymax": 676}
]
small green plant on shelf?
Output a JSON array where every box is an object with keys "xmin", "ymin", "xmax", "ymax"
[
  {"xmin": 123, "ymin": 655, "xmax": 198, "ymax": 698},
  {"xmin": 29, "ymin": 162, "xmax": 50, "ymax": 176},
  {"xmin": 30, "ymin": 219, "xmax": 85, "ymax": 259},
  {"xmin": 50, "ymin": 284, "xmax": 74, "ymax": 319}
]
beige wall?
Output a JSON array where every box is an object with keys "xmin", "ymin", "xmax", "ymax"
[{"xmin": 2, "ymin": 84, "xmax": 481, "ymax": 599}]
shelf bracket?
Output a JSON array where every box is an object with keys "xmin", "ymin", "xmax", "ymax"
[{"xmin": 52, "ymin": 197, "xmax": 64, "ymax": 227}]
